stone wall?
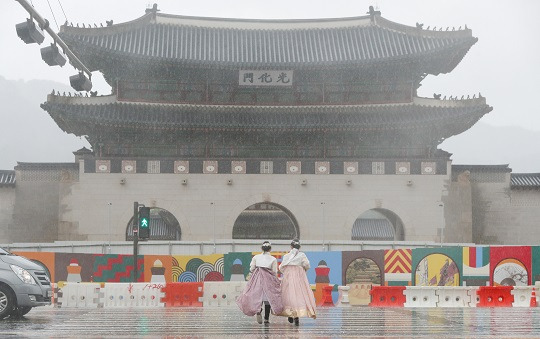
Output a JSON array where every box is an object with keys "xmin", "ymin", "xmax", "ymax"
[
  {"xmin": 60, "ymin": 160, "xmax": 449, "ymax": 242},
  {"xmin": 9, "ymin": 165, "xmax": 79, "ymax": 243},
  {"xmin": 0, "ymin": 187, "xmax": 15, "ymax": 243}
]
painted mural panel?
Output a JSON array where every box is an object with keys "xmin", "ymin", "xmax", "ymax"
[
  {"xmin": 305, "ymin": 251, "xmax": 342, "ymax": 304},
  {"xmin": 415, "ymin": 253, "xmax": 460, "ymax": 286},
  {"xmin": 412, "ymin": 248, "xmax": 462, "ymax": 286},
  {"xmin": 462, "ymin": 246, "xmax": 489, "ymax": 286},
  {"xmin": 13, "ymin": 251, "xmax": 55, "ymax": 283},
  {"xmin": 223, "ymin": 252, "xmax": 252, "ymax": 281},
  {"xmin": 532, "ymin": 247, "xmax": 540, "ymax": 284},
  {"xmin": 93, "ymin": 254, "xmax": 143, "ymax": 282},
  {"xmin": 342, "ymin": 251, "xmax": 383, "ymax": 306},
  {"xmin": 342, "ymin": 251, "xmax": 384, "ymax": 286},
  {"xmin": 172, "ymin": 254, "xmax": 224, "ymax": 282},
  {"xmin": 490, "ymin": 246, "xmax": 531, "ymax": 286},
  {"xmin": 55, "ymin": 253, "xmax": 95, "ymax": 282},
  {"xmin": 143, "ymin": 255, "xmax": 173, "ymax": 283},
  {"xmin": 305, "ymin": 251, "xmax": 342, "ymax": 286},
  {"xmin": 384, "ymin": 249, "xmax": 412, "ymax": 285}
]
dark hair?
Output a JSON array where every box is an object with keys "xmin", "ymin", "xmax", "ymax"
[
  {"xmin": 262, "ymin": 241, "xmax": 271, "ymax": 252},
  {"xmin": 291, "ymin": 238, "xmax": 301, "ymax": 249}
]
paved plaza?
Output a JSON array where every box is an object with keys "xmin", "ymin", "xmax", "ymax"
[{"xmin": 2, "ymin": 306, "xmax": 540, "ymax": 338}]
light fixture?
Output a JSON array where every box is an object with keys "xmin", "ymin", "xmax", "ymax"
[
  {"xmin": 41, "ymin": 43, "xmax": 66, "ymax": 66},
  {"xmin": 15, "ymin": 18, "xmax": 45, "ymax": 44},
  {"xmin": 69, "ymin": 72, "xmax": 92, "ymax": 92}
]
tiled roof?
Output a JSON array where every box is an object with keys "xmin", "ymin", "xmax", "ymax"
[
  {"xmin": 511, "ymin": 173, "xmax": 540, "ymax": 188},
  {"xmin": 352, "ymin": 218, "xmax": 395, "ymax": 240},
  {"xmin": 0, "ymin": 170, "xmax": 15, "ymax": 187},
  {"xmin": 59, "ymin": 12, "xmax": 476, "ymax": 72},
  {"xmin": 452, "ymin": 164, "xmax": 512, "ymax": 173},
  {"xmin": 41, "ymin": 95, "xmax": 492, "ymax": 140},
  {"xmin": 15, "ymin": 162, "xmax": 79, "ymax": 170}
]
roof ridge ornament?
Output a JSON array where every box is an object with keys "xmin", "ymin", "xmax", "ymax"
[
  {"xmin": 145, "ymin": 3, "xmax": 159, "ymax": 14},
  {"xmin": 367, "ymin": 5, "xmax": 381, "ymax": 22}
]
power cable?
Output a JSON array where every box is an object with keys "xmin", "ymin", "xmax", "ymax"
[
  {"xmin": 57, "ymin": 0, "xmax": 68, "ymax": 22},
  {"xmin": 46, "ymin": 0, "xmax": 59, "ymax": 30}
]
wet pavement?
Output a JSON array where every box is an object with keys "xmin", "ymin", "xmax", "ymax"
[{"xmin": 2, "ymin": 306, "xmax": 540, "ymax": 338}]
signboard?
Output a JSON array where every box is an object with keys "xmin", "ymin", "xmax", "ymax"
[{"xmin": 239, "ymin": 70, "xmax": 293, "ymax": 87}]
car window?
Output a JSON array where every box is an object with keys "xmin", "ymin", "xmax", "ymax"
[{"xmin": 0, "ymin": 247, "xmax": 11, "ymax": 255}]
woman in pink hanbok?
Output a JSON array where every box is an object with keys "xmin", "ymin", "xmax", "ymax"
[
  {"xmin": 236, "ymin": 241, "xmax": 283, "ymax": 324},
  {"xmin": 279, "ymin": 239, "xmax": 316, "ymax": 326}
]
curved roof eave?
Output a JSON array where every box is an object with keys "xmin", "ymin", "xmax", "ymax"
[
  {"xmin": 58, "ymin": 11, "xmax": 476, "ymax": 71},
  {"xmin": 41, "ymin": 94, "xmax": 492, "ymax": 139}
]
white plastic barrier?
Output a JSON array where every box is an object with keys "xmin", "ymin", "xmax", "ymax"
[
  {"xmin": 467, "ymin": 286, "xmax": 480, "ymax": 307},
  {"xmin": 101, "ymin": 283, "xmax": 165, "ymax": 307},
  {"xmin": 335, "ymin": 286, "xmax": 350, "ymax": 307},
  {"xmin": 436, "ymin": 287, "xmax": 473, "ymax": 307},
  {"xmin": 202, "ymin": 281, "xmax": 247, "ymax": 307},
  {"xmin": 511, "ymin": 286, "xmax": 534, "ymax": 307},
  {"xmin": 56, "ymin": 282, "xmax": 101, "ymax": 308},
  {"xmin": 403, "ymin": 286, "xmax": 438, "ymax": 307}
]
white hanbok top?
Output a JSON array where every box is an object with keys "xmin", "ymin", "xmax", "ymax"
[
  {"xmin": 280, "ymin": 248, "xmax": 310, "ymax": 271},
  {"xmin": 250, "ymin": 252, "xmax": 278, "ymax": 274}
]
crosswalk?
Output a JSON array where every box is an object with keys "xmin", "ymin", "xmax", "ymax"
[{"xmin": 4, "ymin": 306, "xmax": 540, "ymax": 337}]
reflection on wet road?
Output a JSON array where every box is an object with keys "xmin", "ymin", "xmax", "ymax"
[{"xmin": 2, "ymin": 306, "xmax": 540, "ymax": 338}]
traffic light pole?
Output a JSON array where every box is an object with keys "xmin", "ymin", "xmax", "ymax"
[{"xmin": 133, "ymin": 201, "xmax": 139, "ymax": 282}]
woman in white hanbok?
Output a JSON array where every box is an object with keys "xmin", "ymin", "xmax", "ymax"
[{"xmin": 279, "ymin": 239, "xmax": 316, "ymax": 326}]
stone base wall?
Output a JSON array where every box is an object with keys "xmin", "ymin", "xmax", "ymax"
[{"xmin": 0, "ymin": 187, "xmax": 15, "ymax": 243}]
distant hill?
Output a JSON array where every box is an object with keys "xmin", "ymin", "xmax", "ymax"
[
  {"xmin": 0, "ymin": 76, "xmax": 538, "ymax": 173},
  {"xmin": 0, "ymin": 76, "xmax": 89, "ymax": 170},
  {"xmin": 441, "ymin": 122, "xmax": 540, "ymax": 173}
]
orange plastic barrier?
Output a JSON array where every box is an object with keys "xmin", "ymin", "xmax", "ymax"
[
  {"xmin": 477, "ymin": 286, "xmax": 514, "ymax": 307},
  {"xmin": 318, "ymin": 285, "xmax": 334, "ymax": 307},
  {"xmin": 160, "ymin": 282, "xmax": 203, "ymax": 307},
  {"xmin": 369, "ymin": 286, "xmax": 406, "ymax": 307}
]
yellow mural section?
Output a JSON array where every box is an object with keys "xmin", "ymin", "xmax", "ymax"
[
  {"xmin": 415, "ymin": 254, "xmax": 460, "ymax": 286},
  {"xmin": 172, "ymin": 254, "xmax": 225, "ymax": 282}
]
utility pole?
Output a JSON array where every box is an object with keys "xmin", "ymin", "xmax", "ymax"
[{"xmin": 132, "ymin": 201, "xmax": 139, "ymax": 282}]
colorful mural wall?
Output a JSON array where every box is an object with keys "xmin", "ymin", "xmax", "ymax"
[{"xmin": 13, "ymin": 246, "xmax": 540, "ymax": 289}]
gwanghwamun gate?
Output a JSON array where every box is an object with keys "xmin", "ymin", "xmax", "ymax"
[{"xmin": 1, "ymin": 5, "xmax": 539, "ymax": 253}]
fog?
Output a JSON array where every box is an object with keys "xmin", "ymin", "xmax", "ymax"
[{"xmin": 0, "ymin": 0, "xmax": 539, "ymax": 171}]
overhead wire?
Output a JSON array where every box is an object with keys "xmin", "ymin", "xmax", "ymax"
[
  {"xmin": 57, "ymin": 0, "xmax": 68, "ymax": 23},
  {"xmin": 46, "ymin": 0, "xmax": 59, "ymax": 30}
]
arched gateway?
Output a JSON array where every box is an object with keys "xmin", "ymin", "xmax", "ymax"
[
  {"xmin": 352, "ymin": 208, "xmax": 404, "ymax": 241},
  {"xmin": 126, "ymin": 207, "xmax": 181, "ymax": 240},
  {"xmin": 233, "ymin": 202, "xmax": 299, "ymax": 240}
]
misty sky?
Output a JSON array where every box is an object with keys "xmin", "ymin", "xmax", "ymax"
[{"xmin": 0, "ymin": 0, "xmax": 539, "ymax": 170}]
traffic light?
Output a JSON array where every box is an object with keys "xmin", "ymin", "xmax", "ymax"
[
  {"xmin": 16, "ymin": 18, "xmax": 45, "ymax": 44},
  {"xmin": 138, "ymin": 207, "xmax": 151, "ymax": 239},
  {"xmin": 69, "ymin": 72, "xmax": 92, "ymax": 92},
  {"xmin": 41, "ymin": 43, "xmax": 67, "ymax": 66}
]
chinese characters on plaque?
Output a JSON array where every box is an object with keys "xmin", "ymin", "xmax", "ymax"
[{"xmin": 239, "ymin": 70, "xmax": 293, "ymax": 86}]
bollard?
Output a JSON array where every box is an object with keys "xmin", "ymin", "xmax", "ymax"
[{"xmin": 336, "ymin": 286, "xmax": 351, "ymax": 307}]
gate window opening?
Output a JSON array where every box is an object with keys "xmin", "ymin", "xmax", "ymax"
[
  {"xmin": 233, "ymin": 203, "xmax": 299, "ymax": 240},
  {"xmin": 352, "ymin": 208, "xmax": 404, "ymax": 241},
  {"xmin": 126, "ymin": 207, "xmax": 181, "ymax": 240}
]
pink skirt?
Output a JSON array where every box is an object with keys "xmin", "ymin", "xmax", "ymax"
[{"xmin": 280, "ymin": 265, "xmax": 317, "ymax": 319}]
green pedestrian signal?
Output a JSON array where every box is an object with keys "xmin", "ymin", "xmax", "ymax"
[{"xmin": 138, "ymin": 207, "xmax": 151, "ymax": 239}]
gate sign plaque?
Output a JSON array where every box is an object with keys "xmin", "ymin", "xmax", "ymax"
[{"xmin": 239, "ymin": 70, "xmax": 293, "ymax": 86}]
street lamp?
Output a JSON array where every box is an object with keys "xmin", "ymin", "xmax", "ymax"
[
  {"xmin": 438, "ymin": 201, "xmax": 444, "ymax": 247},
  {"xmin": 211, "ymin": 202, "xmax": 216, "ymax": 253},
  {"xmin": 321, "ymin": 202, "xmax": 326, "ymax": 251},
  {"xmin": 107, "ymin": 202, "xmax": 112, "ymax": 253}
]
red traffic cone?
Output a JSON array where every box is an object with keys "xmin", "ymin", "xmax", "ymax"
[{"xmin": 531, "ymin": 287, "xmax": 537, "ymax": 307}]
